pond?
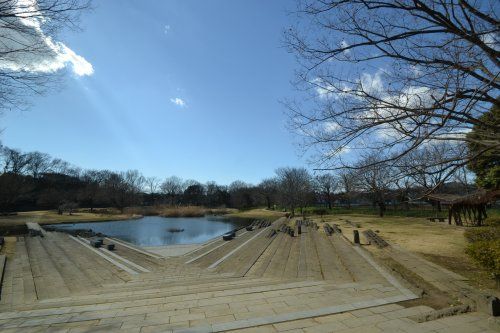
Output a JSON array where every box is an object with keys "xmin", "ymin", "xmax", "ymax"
[{"xmin": 47, "ymin": 216, "xmax": 251, "ymax": 247}]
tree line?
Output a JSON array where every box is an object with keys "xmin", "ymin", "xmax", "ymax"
[{"xmin": 0, "ymin": 142, "xmax": 477, "ymax": 217}]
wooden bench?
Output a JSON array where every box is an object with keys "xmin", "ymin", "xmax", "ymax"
[{"xmin": 363, "ymin": 229, "xmax": 389, "ymax": 248}]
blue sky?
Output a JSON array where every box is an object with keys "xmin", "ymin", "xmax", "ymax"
[{"xmin": 0, "ymin": 0, "xmax": 309, "ymax": 185}]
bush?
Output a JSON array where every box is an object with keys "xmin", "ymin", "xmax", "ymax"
[
  {"xmin": 464, "ymin": 227, "xmax": 500, "ymax": 243},
  {"xmin": 486, "ymin": 216, "xmax": 500, "ymax": 226},
  {"xmin": 465, "ymin": 239, "xmax": 500, "ymax": 282}
]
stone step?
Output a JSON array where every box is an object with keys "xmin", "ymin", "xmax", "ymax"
[
  {"xmin": 25, "ymin": 236, "xmax": 72, "ymax": 300},
  {"xmin": 189, "ymin": 229, "xmax": 264, "ymax": 268},
  {"xmin": 2, "ymin": 275, "xmax": 287, "ymax": 312},
  {"xmin": 37, "ymin": 233, "xmax": 95, "ymax": 294},
  {"xmin": 0, "ymin": 281, "xmax": 416, "ymax": 332},
  {"xmin": 0, "ymin": 280, "xmax": 336, "ymax": 325},
  {"xmin": 0, "ymin": 238, "xmax": 37, "ymax": 306},
  {"xmin": 327, "ymin": 234, "xmax": 387, "ymax": 285},
  {"xmin": 48, "ymin": 233, "xmax": 130, "ymax": 286}
]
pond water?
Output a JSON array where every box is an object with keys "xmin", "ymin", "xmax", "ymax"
[{"xmin": 47, "ymin": 216, "xmax": 251, "ymax": 247}]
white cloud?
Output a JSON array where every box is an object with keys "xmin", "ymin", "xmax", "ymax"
[
  {"xmin": 164, "ymin": 25, "xmax": 171, "ymax": 35},
  {"xmin": 313, "ymin": 78, "xmax": 351, "ymax": 100},
  {"xmin": 170, "ymin": 97, "xmax": 186, "ymax": 107},
  {"xmin": 340, "ymin": 40, "xmax": 350, "ymax": 55},
  {"xmin": 323, "ymin": 145, "xmax": 351, "ymax": 158},
  {"xmin": 360, "ymin": 71, "xmax": 384, "ymax": 94},
  {"xmin": 0, "ymin": 0, "xmax": 93, "ymax": 76},
  {"xmin": 323, "ymin": 121, "xmax": 340, "ymax": 133},
  {"xmin": 481, "ymin": 32, "xmax": 499, "ymax": 51}
]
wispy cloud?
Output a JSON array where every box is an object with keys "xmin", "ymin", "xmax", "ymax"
[
  {"xmin": 0, "ymin": 1, "xmax": 93, "ymax": 76},
  {"xmin": 340, "ymin": 40, "xmax": 350, "ymax": 55},
  {"xmin": 170, "ymin": 97, "xmax": 186, "ymax": 107},
  {"xmin": 164, "ymin": 25, "xmax": 171, "ymax": 35}
]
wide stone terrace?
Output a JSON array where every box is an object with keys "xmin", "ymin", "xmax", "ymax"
[{"xmin": 0, "ymin": 217, "xmax": 497, "ymax": 332}]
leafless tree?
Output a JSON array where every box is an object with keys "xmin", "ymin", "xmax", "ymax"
[
  {"xmin": 285, "ymin": 0, "xmax": 499, "ymax": 186},
  {"xmin": 355, "ymin": 154, "xmax": 394, "ymax": 217},
  {"xmin": 257, "ymin": 178, "xmax": 279, "ymax": 209},
  {"xmin": 1, "ymin": 147, "xmax": 29, "ymax": 174},
  {"xmin": 229, "ymin": 180, "xmax": 255, "ymax": 209},
  {"xmin": 315, "ymin": 173, "xmax": 338, "ymax": 209},
  {"xmin": 102, "ymin": 170, "xmax": 143, "ymax": 212},
  {"xmin": 0, "ymin": 0, "xmax": 92, "ymax": 112},
  {"xmin": 161, "ymin": 176, "xmax": 184, "ymax": 205},
  {"xmin": 25, "ymin": 151, "xmax": 51, "ymax": 178},
  {"xmin": 276, "ymin": 167, "xmax": 313, "ymax": 215},
  {"xmin": 400, "ymin": 142, "xmax": 467, "ymax": 194},
  {"xmin": 144, "ymin": 176, "xmax": 160, "ymax": 194},
  {"xmin": 123, "ymin": 170, "xmax": 144, "ymax": 196},
  {"xmin": 78, "ymin": 169, "xmax": 106, "ymax": 212},
  {"xmin": 338, "ymin": 170, "xmax": 356, "ymax": 208}
]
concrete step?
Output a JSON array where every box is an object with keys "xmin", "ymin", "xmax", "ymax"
[
  {"xmin": 0, "ymin": 279, "xmax": 333, "ymax": 323},
  {"xmin": 0, "ymin": 281, "xmax": 416, "ymax": 332},
  {"xmin": 1, "ymin": 275, "xmax": 287, "ymax": 311}
]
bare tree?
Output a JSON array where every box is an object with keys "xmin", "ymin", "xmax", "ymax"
[
  {"xmin": 78, "ymin": 169, "xmax": 106, "ymax": 212},
  {"xmin": 0, "ymin": 0, "xmax": 92, "ymax": 112},
  {"xmin": 229, "ymin": 180, "xmax": 255, "ymax": 209},
  {"xmin": 338, "ymin": 170, "xmax": 356, "ymax": 208},
  {"xmin": 144, "ymin": 176, "xmax": 160, "ymax": 194},
  {"xmin": 160, "ymin": 176, "xmax": 184, "ymax": 205},
  {"xmin": 276, "ymin": 167, "xmax": 313, "ymax": 215},
  {"xmin": 25, "ymin": 151, "xmax": 51, "ymax": 178},
  {"xmin": 315, "ymin": 173, "xmax": 338, "ymax": 209},
  {"xmin": 123, "ymin": 169, "xmax": 145, "ymax": 197},
  {"xmin": 205, "ymin": 181, "xmax": 229, "ymax": 207},
  {"xmin": 356, "ymin": 154, "xmax": 394, "ymax": 217},
  {"xmin": 257, "ymin": 178, "xmax": 279, "ymax": 209},
  {"xmin": 103, "ymin": 170, "xmax": 143, "ymax": 212},
  {"xmin": 401, "ymin": 142, "xmax": 466, "ymax": 193},
  {"xmin": 1, "ymin": 147, "xmax": 29, "ymax": 174},
  {"xmin": 285, "ymin": 0, "xmax": 499, "ymax": 185}
]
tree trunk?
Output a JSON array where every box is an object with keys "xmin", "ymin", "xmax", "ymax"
[{"xmin": 378, "ymin": 202, "xmax": 386, "ymax": 217}]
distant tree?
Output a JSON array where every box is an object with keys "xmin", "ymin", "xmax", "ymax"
[
  {"xmin": 205, "ymin": 181, "xmax": 230, "ymax": 207},
  {"xmin": 285, "ymin": 0, "xmax": 499, "ymax": 183},
  {"xmin": 0, "ymin": 147, "xmax": 31, "ymax": 211},
  {"xmin": 103, "ymin": 171, "xmax": 143, "ymax": 212},
  {"xmin": 315, "ymin": 173, "xmax": 338, "ymax": 210},
  {"xmin": 123, "ymin": 170, "xmax": 145, "ymax": 205},
  {"xmin": 144, "ymin": 176, "xmax": 160, "ymax": 194},
  {"xmin": 25, "ymin": 151, "xmax": 51, "ymax": 179},
  {"xmin": 183, "ymin": 182, "xmax": 205, "ymax": 206},
  {"xmin": 467, "ymin": 102, "xmax": 500, "ymax": 189},
  {"xmin": 1, "ymin": 147, "xmax": 30, "ymax": 174},
  {"xmin": 78, "ymin": 170, "xmax": 107, "ymax": 212},
  {"xmin": 229, "ymin": 181, "xmax": 255, "ymax": 209},
  {"xmin": 160, "ymin": 176, "xmax": 184, "ymax": 205},
  {"xmin": 276, "ymin": 167, "xmax": 313, "ymax": 215},
  {"xmin": 58, "ymin": 201, "xmax": 78, "ymax": 215},
  {"xmin": 338, "ymin": 170, "xmax": 356, "ymax": 208},
  {"xmin": 356, "ymin": 155, "xmax": 393, "ymax": 217},
  {"xmin": 257, "ymin": 178, "xmax": 279, "ymax": 209}
]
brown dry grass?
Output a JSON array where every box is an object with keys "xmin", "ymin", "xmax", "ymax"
[
  {"xmin": 227, "ymin": 208, "xmax": 286, "ymax": 220},
  {"xmin": 124, "ymin": 206, "xmax": 237, "ymax": 217},
  {"xmin": 0, "ymin": 210, "xmax": 136, "ymax": 227}
]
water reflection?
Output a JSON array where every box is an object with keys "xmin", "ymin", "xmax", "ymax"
[{"xmin": 48, "ymin": 216, "xmax": 250, "ymax": 246}]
